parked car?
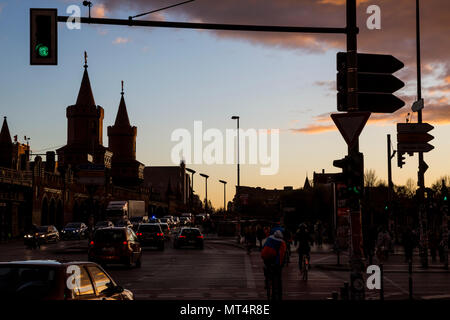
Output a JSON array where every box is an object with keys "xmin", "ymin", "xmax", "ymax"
[
  {"xmin": 0, "ymin": 260, "xmax": 134, "ymax": 300},
  {"xmin": 61, "ymin": 222, "xmax": 88, "ymax": 240},
  {"xmin": 26, "ymin": 225, "xmax": 60, "ymax": 244},
  {"xmin": 135, "ymin": 223, "xmax": 164, "ymax": 250},
  {"xmin": 158, "ymin": 217, "xmax": 172, "ymax": 227},
  {"xmin": 173, "ymin": 227, "xmax": 204, "ymax": 249},
  {"xmin": 172, "ymin": 216, "xmax": 180, "ymax": 226},
  {"xmin": 95, "ymin": 221, "xmax": 114, "ymax": 230},
  {"xmin": 88, "ymin": 227, "xmax": 142, "ymax": 268}
]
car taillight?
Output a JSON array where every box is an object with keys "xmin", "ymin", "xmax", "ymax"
[
  {"xmin": 157, "ymin": 233, "xmax": 163, "ymax": 237},
  {"xmin": 197, "ymin": 235, "xmax": 203, "ymax": 239},
  {"xmin": 90, "ymin": 241, "xmax": 94, "ymax": 246},
  {"xmin": 123, "ymin": 241, "xmax": 128, "ymax": 245},
  {"xmin": 137, "ymin": 233, "xmax": 142, "ymax": 236},
  {"xmin": 179, "ymin": 235, "xmax": 186, "ymax": 238}
]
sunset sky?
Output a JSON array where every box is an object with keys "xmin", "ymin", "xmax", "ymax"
[{"xmin": 0, "ymin": 0, "xmax": 449, "ymax": 208}]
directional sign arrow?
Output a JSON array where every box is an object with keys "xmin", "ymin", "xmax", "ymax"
[
  {"xmin": 397, "ymin": 123, "xmax": 434, "ymax": 133},
  {"xmin": 397, "ymin": 143, "xmax": 434, "ymax": 153},
  {"xmin": 338, "ymin": 92, "xmax": 405, "ymax": 113},
  {"xmin": 397, "ymin": 132, "xmax": 434, "ymax": 143},
  {"xmin": 337, "ymin": 52, "xmax": 404, "ymax": 73},
  {"xmin": 337, "ymin": 72, "xmax": 405, "ymax": 93},
  {"xmin": 331, "ymin": 112, "xmax": 371, "ymax": 147}
]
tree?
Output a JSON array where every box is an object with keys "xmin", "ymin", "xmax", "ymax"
[
  {"xmin": 405, "ymin": 178, "xmax": 416, "ymax": 197},
  {"xmin": 430, "ymin": 175, "xmax": 450, "ymax": 193},
  {"xmin": 364, "ymin": 169, "xmax": 378, "ymax": 188}
]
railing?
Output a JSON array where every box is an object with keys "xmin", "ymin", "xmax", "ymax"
[{"xmin": 0, "ymin": 167, "xmax": 33, "ymax": 186}]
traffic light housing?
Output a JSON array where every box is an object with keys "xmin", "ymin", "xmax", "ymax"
[
  {"xmin": 333, "ymin": 152, "xmax": 364, "ymax": 197},
  {"xmin": 30, "ymin": 9, "xmax": 57, "ymax": 65},
  {"xmin": 397, "ymin": 151, "xmax": 406, "ymax": 168},
  {"xmin": 336, "ymin": 52, "xmax": 405, "ymax": 113}
]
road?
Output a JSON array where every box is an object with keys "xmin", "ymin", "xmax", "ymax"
[{"xmin": 0, "ymin": 235, "xmax": 449, "ymax": 300}]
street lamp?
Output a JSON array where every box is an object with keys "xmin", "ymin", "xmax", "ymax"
[
  {"xmin": 186, "ymin": 168, "xmax": 196, "ymax": 212},
  {"xmin": 219, "ymin": 180, "xmax": 227, "ymax": 217},
  {"xmin": 231, "ymin": 116, "xmax": 240, "ymax": 188},
  {"xmin": 200, "ymin": 174, "xmax": 209, "ymax": 213}
]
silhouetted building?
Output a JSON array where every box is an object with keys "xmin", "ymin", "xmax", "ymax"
[
  {"xmin": 56, "ymin": 60, "xmax": 112, "ymax": 170},
  {"xmin": 0, "ymin": 117, "xmax": 13, "ymax": 168},
  {"xmin": 144, "ymin": 161, "xmax": 191, "ymax": 214},
  {"xmin": 107, "ymin": 83, "xmax": 144, "ymax": 186}
]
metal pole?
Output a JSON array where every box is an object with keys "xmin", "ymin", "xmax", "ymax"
[
  {"xmin": 237, "ymin": 118, "xmax": 240, "ymax": 188},
  {"xmin": 408, "ymin": 259, "xmax": 413, "ymax": 299},
  {"xmin": 346, "ymin": 0, "xmax": 364, "ymax": 301},
  {"xmin": 380, "ymin": 264, "xmax": 384, "ymax": 300},
  {"xmin": 416, "ymin": 0, "xmax": 428, "ymax": 269},
  {"xmin": 205, "ymin": 177, "xmax": 208, "ymax": 213},
  {"xmin": 387, "ymin": 135, "xmax": 393, "ymax": 231}
]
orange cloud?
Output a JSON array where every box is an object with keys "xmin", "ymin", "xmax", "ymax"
[
  {"xmin": 112, "ymin": 37, "xmax": 130, "ymax": 45},
  {"xmin": 92, "ymin": 4, "xmax": 107, "ymax": 18}
]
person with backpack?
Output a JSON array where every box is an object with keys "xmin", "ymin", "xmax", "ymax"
[{"xmin": 261, "ymin": 230, "xmax": 286, "ymax": 300}]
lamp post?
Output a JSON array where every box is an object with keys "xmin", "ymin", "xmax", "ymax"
[
  {"xmin": 231, "ymin": 116, "xmax": 240, "ymax": 188},
  {"xmin": 219, "ymin": 180, "xmax": 227, "ymax": 217},
  {"xmin": 186, "ymin": 168, "xmax": 196, "ymax": 212},
  {"xmin": 200, "ymin": 174, "xmax": 209, "ymax": 213}
]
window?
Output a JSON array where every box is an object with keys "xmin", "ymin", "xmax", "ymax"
[
  {"xmin": 72, "ymin": 267, "xmax": 94, "ymax": 297},
  {"xmin": 87, "ymin": 266, "xmax": 113, "ymax": 295}
]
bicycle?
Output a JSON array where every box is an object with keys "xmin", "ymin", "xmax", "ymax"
[
  {"xmin": 264, "ymin": 263, "xmax": 282, "ymax": 301},
  {"xmin": 300, "ymin": 254, "xmax": 309, "ymax": 281}
]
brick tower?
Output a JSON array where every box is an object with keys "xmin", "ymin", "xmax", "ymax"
[
  {"xmin": 107, "ymin": 81, "xmax": 144, "ymax": 186},
  {"xmin": 57, "ymin": 52, "xmax": 112, "ymax": 170}
]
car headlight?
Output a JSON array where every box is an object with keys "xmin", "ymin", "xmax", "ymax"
[
  {"xmin": 40, "ymin": 234, "xmax": 45, "ymax": 238},
  {"xmin": 24, "ymin": 234, "xmax": 32, "ymax": 238},
  {"xmin": 61, "ymin": 230, "xmax": 65, "ymax": 233}
]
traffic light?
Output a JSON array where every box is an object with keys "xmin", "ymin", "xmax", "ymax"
[
  {"xmin": 347, "ymin": 152, "xmax": 364, "ymax": 196},
  {"xmin": 30, "ymin": 9, "xmax": 57, "ymax": 65},
  {"xmin": 397, "ymin": 151, "xmax": 406, "ymax": 168},
  {"xmin": 336, "ymin": 52, "xmax": 405, "ymax": 113}
]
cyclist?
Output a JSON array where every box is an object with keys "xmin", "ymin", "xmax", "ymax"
[
  {"xmin": 261, "ymin": 229, "xmax": 286, "ymax": 301},
  {"xmin": 294, "ymin": 223, "xmax": 312, "ymax": 271}
]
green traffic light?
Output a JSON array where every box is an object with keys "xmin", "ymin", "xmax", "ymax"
[
  {"xmin": 445, "ymin": 196, "xmax": 448, "ymax": 201},
  {"xmin": 384, "ymin": 205, "xmax": 388, "ymax": 210},
  {"xmin": 35, "ymin": 43, "xmax": 49, "ymax": 57}
]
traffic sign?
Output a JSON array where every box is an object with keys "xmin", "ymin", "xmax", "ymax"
[
  {"xmin": 397, "ymin": 123, "xmax": 433, "ymax": 133},
  {"xmin": 397, "ymin": 143, "xmax": 434, "ymax": 153},
  {"xmin": 397, "ymin": 132, "xmax": 434, "ymax": 143},
  {"xmin": 397, "ymin": 123, "xmax": 434, "ymax": 154},
  {"xmin": 331, "ymin": 112, "xmax": 370, "ymax": 147},
  {"xmin": 336, "ymin": 52, "xmax": 405, "ymax": 113},
  {"xmin": 337, "ymin": 52, "xmax": 404, "ymax": 73}
]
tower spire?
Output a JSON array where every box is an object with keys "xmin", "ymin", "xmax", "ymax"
[
  {"xmin": 0, "ymin": 116, "xmax": 12, "ymax": 145},
  {"xmin": 114, "ymin": 81, "xmax": 131, "ymax": 127},
  {"xmin": 76, "ymin": 51, "xmax": 95, "ymax": 106}
]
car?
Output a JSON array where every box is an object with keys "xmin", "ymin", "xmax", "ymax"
[
  {"xmin": 95, "ymin": 221, "xmax": 114, "ymax": 230},
  {"xmin": 172, "ymin": 216, "xmax": 180, "ymax": 226},
  {"xmin": 88, "ymin": 227, "xmax": 142, "ymax": 268},
  {"xmin": 0, "ymin": 260, "xmax": 134, "ymax": 300},
  {"xmin": 129, "ymin": 216, "xmax": 149, "ymax": 230},
  {"xmin": 149, "ymin": 218, "xmax": 161, "ymax": 224},
  {"xmin": 158, "ymin": 223, "xmax": 171, "ymax": 238},
  {"xmin": 61, "ymin": 222, "xmax": 88, "ymax": 240},
  {"xmin": 159, "ymin": 218, "xmax": 173, "ymax": 227},
  {"xmin": 135, "ymin": 223, "xmax": 165, "ymax": 250},
  {"xmin": 26, "ymin": 225, "xmax": 59, "ymax": 244},
  {"xmin": 179, "ymin": 217, "xmax": 191, "ymax": 226},
  {"xmin": 115, "ymin": 220, "xmax": 133, "ymax": 229},
  {"xmin": 173, "ymin": 227, "xmax": 204, "ymax": 249}
]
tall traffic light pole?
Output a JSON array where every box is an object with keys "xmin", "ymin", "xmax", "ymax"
[
  {"xmin": 345, "ymin": 0, "xmax": 366, "ymax": 301},
  {"xmin": 415, "ymin": 0, "xmax": 428, "ymax": 268}
]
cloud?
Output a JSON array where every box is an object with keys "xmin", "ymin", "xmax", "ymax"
[
  {"xmin": 100, "ymin": 0, "xmax": 449, "ymax": 97},
  {"xmin": 92, "ymin": 4, "xmax": 108, "ymax": 18},
  {"xmin": 113, "ymin": 37, "xmax": 130, "ymax": 45}
]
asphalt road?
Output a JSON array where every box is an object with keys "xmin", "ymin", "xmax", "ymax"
[{"xmin": 1, "ymin": 235, "xmax": 449, "ymax": 300}]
